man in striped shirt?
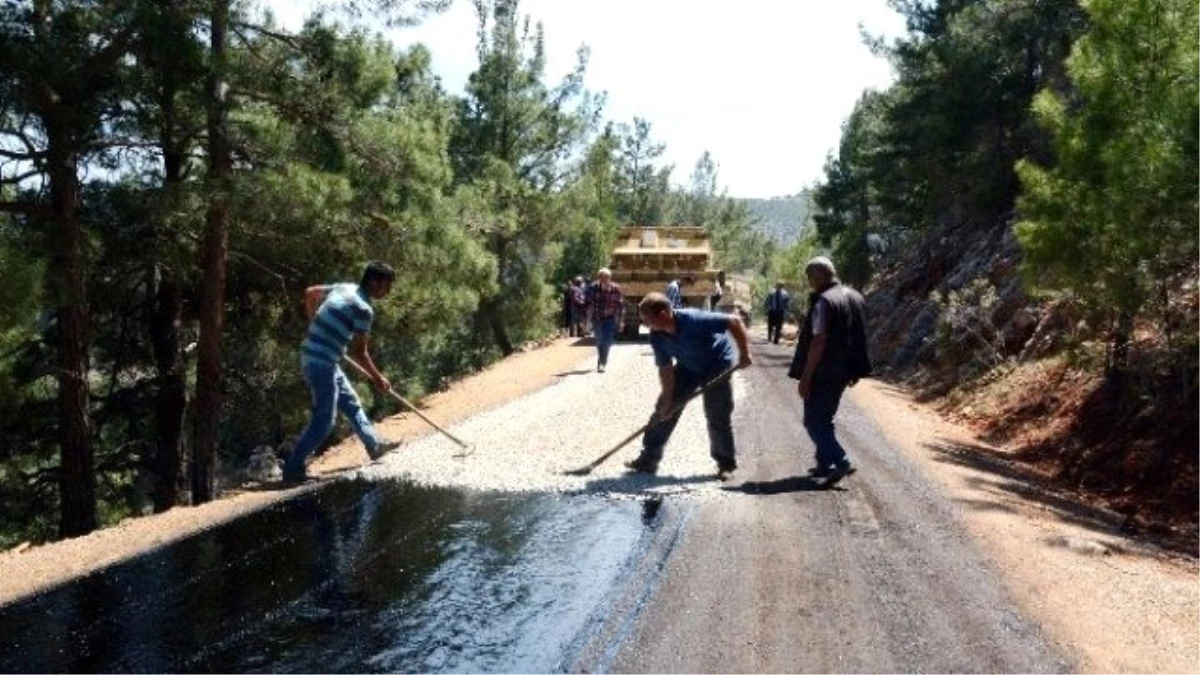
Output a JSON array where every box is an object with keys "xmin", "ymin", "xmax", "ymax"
[
  {"xmin": 284, "ymin": 261, "xmax": 399, "ymax": 483},
  {"xmin": 587, "ymin": 267, "xmax": 623, "ymax": 372}
]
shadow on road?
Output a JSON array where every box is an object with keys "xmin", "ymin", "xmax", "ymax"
[
  {"xmin": 722, "ymin": 475, "xmax": 846, "ymax": 495},
  {"xmin": 923, "ymin": 438, "xmax": 1196, "ymax": 556},
  {"xmin": 582, "ymin": 472, "xmax": 716, "ymax": 496},
  {"xmin": 555, "ymin": 369, "xmax": 593, "ymax": 378}
]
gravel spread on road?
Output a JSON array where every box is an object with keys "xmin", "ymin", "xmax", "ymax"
[{"xmin": 352, "ymin": 341, "xmax": 747, "ymax": 499}]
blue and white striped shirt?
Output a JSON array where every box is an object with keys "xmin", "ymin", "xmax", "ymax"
[{"xmin": 301, "ymin": 283, "xmax": 374, "ymax": 365}]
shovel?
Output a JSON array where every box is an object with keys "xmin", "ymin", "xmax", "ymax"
[
  {"xmin": 343, "ymin": 357, "xmax": 474, "ymax": 456},
  {"xmin": 562, "ymin": 365, "xmax": 741, "ymax": 476}
]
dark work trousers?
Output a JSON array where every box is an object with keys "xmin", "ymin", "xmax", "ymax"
[
  {"xmin": 767, "ymin": 310, "xmax": 785, "ymax": 343},
  {"xmin": 638, "ymin": 367, "xmax": 736, "ymax": 469},
  {"xmin": 803, "ymin": 380, "xmax": 850, "ymax": 470},
  {"xmin": 594, "ymin": 316, "xmax": 617, "ymax": 366}
]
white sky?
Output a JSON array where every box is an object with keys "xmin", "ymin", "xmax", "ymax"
[{"xmin": 266, "ymin": 0, "xmax": 905, "ymax": 198}]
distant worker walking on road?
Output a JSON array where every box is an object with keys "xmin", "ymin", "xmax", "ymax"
[
  {"xmin": 571, "ymin": 276, "xmax": 588, "ymax": 337},
  {"xmin": 625, "ymin": 292, "xmax": 753, "ymax": 480},
  {"xmin": 285, "ymin": 261, "xmax": 401, "ymax": 483},
  {"xmin": 788, "ymin": 256, "xmax": 871, "ymax": 488},
  {"xmin": 561, "ymin": 281, "xmax": 574, "ymax": 337},
  {"xmin": 587, "ymin": 268, "xmax": 623, "ymax": 372},
  {"xmin": 665, "ymin": 275, "xmax": 693, "ymax": 309},
  {"xmin": 765, "ymin": 281, "xmax": 791, "ymax": 344}
]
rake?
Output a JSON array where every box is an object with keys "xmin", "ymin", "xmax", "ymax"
[
  {"xmin": 562, "ymin": 365, "xmax": 740, "ymax": 476},
  {"xmin": 342, "ymin": 357, "xmax": 474, "ymax": 456}
]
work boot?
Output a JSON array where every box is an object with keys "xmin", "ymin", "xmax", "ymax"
[
  {"xmin": 623, "ymin": 457, "xmax": 658, "ymax": 474},
  {"xmin": 281, "ymin": 466, "xmax": 309, "ymax": 485},
  {"xmin": 368, "ymin": 439, "xmax": 403, "ymax": 461},
  {"xmin": 819, "ymin": 462, "xmax": 856, "ymax": 489}
]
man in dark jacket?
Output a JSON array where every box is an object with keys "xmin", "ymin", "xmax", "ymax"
[
  {"xmin": 764, "ymin": 281, "xmax": 790, "ymax": 344},
  {"xmin": 788, "ymin": 256, "xmax": 871, "ymax": 488}
]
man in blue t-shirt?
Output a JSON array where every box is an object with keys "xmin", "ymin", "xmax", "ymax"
[
  {"xmin": 624, "ymin": 292, "xmax": 753, "ymax": 480},
  {"xmin": 285, "ymin": 261, "xmax": 400, "ymax": 483}
]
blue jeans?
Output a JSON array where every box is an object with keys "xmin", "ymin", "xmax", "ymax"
[
  {"xmin": 594, "ymin": 317, "xmax": 617, "ymax": 366},
  {"xmin": 803, "ymin": 381, "xmax": 849, "ymax": 470},
  {"xmin": 285, "ymin": 358, "xmax": 379, "ymax": 477},
  {"xmin": 639, "ymin": 368, "xmax": 736, "ymax": 469}
]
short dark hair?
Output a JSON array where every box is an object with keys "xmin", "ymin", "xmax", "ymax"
[
  {"xmin": 639, "ymin": 292, "xmax": 672, "ymax": 315},
  {"xmin": 361, "ymin": 261, "xmax": 396, "ymax": 287}
]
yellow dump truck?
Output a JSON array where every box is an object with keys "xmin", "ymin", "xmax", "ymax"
[{"xmin": 609, "ymin": 226, "xmax": 723, "ymax": 338}]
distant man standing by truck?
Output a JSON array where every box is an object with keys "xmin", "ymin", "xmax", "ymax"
[
  {"xmin": 788, "ymin": 256, "xmax": 871, "ymax": 488},
  {"xmin": 765, "ymin": 281, "xmax": 791, "ymax": 344},
  {"xmin": 624, "ymin": 292, "xmax": 752, "ymax": 480},
  {"xmin": 285, "ymin": 261, "xmax": 401, "ymax": 483},
  {"xmin": 587, "ymin": 268, "xmax": 623, "ymax": 372},
  {"xmin": 570, "ymin": 277, "xmax": 588, "ymax": 337},
  {"xmin": 665, "ymin": 275, "xmax": 693, "ymax": 309}
]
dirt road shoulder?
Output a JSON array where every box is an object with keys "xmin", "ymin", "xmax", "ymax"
[
  {"xmin": 851, "ymin": 379, "xmax": 1199, "ymax": 674},
  {"xmin": 0, "ymin": 337, "xmax": 596, "ymax": 606}
]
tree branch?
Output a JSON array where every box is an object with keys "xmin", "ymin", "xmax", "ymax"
[
  {"xmin": 232, "ymin": 20, "xmax": 305, "ymax": 51},
  {"xmin": 0, "ymin": 168, "xmax": 43, "ymax": 185},
  {"xmin": 0, "ymin": 147, "xmax": 45, "ymax": 161},
  {"xmin": 0, "ymin": 201, "xmax": 51, "ymax": 218}
]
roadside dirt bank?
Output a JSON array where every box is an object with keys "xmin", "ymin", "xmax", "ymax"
[{"xmin": 850, "ymin": 379, "xmax": 1198, "ymax": 674}]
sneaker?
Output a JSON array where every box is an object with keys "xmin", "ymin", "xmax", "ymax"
[
  {"xmin": 716, "ymin": 465, "xmax": 737, "ymax": 481},
  {"xmin": 819, "ymin": 463, "xmax": 857, "ymax": 489},
  {"xmin": 597, "ymin": 364, "xmax": 606, "ymax": 373},
  {"xmin": 368, "ymin": 439, "xmax": 403, "ymax": 461},
  {"xmin": 623, "ymin": 458, "xmax": 658, "ymax": 474}
]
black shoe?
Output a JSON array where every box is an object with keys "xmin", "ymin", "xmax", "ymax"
[
  {"xmin": 819, "ymin": 463, "xmax": 856, "ymax": 489},
  {"xmin": 807, "ymin": 465, "xmax": 832, "ymax": 477},
  {"xmin": 281, "ymin": 468, "xmax": 309, "ymax": 485},
  {"xmin": 368, "ymin": 439, "xmax": 403, "ymax": 461},
  {"xmin": 623, "ymin": 458, "xmax": 658, "ymax": 474}
]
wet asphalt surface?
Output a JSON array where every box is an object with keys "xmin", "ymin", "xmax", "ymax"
[{"xmin": 0, "ymin": 337, "xmax": 1070, "ymax": 673}]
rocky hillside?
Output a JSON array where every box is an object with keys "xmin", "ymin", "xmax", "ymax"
[{"xmin": 865, "ymin": 219, "xmax": 1198, "ymax": 549}]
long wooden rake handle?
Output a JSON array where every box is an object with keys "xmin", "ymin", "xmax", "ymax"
[
  {"xmin": 342, "ymin": 357, "xmax": 470, "ymax": 449},
  {"xmin": 562, "ymin": 365, "xmax": 741, "ymax": 476}
]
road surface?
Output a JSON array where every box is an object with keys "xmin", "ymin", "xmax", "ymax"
[
  {"xmin": 570, "ymin": 338, "xmax": 1066, "ymax": 673},
  {"xmin": 0, "ymin": 335, "xmax": 1074, "ymax": 673}
]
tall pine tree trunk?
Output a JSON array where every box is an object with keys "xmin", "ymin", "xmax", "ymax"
[
  {"xmin": 150, "ymin": 52, "xmax": 187, "ymax": 513},
  {"xmin": 483, "ymin": 234, "xmax": 514, "ymax": 355},
  {"xmin": 150, "ymin": 263, "xmax": 185, "ymax": 512},
  {"xmin": 46, "ymin": 120, "xmax": 96, "ymax": 538},
  {"xmin": 192, "ymin": 0, "xmax": 231, "ymax": 504}
]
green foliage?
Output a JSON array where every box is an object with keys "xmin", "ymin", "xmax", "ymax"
[
  {"xmin": 929, "ymin": 278, "xmax": 1007, "ymax": 381},
  {"xmin": 813, "ymin": 0, "xmax": 1088, "ymax": 287},
  {"xmin": 1015, "ymin": 0, "xmax": 1199, "ymax": 357},
  {"xmin": 450, "ymin": 0, "xmax": 599, "ymax": 353},
  {"xmin": 0, "ymin": 0, "xmax": 1080, "ymax": 545}
]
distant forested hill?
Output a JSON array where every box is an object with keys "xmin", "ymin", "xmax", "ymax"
[{"xmin": 738, "ymin": 192, "xmax": 812, "ymax": 245}]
